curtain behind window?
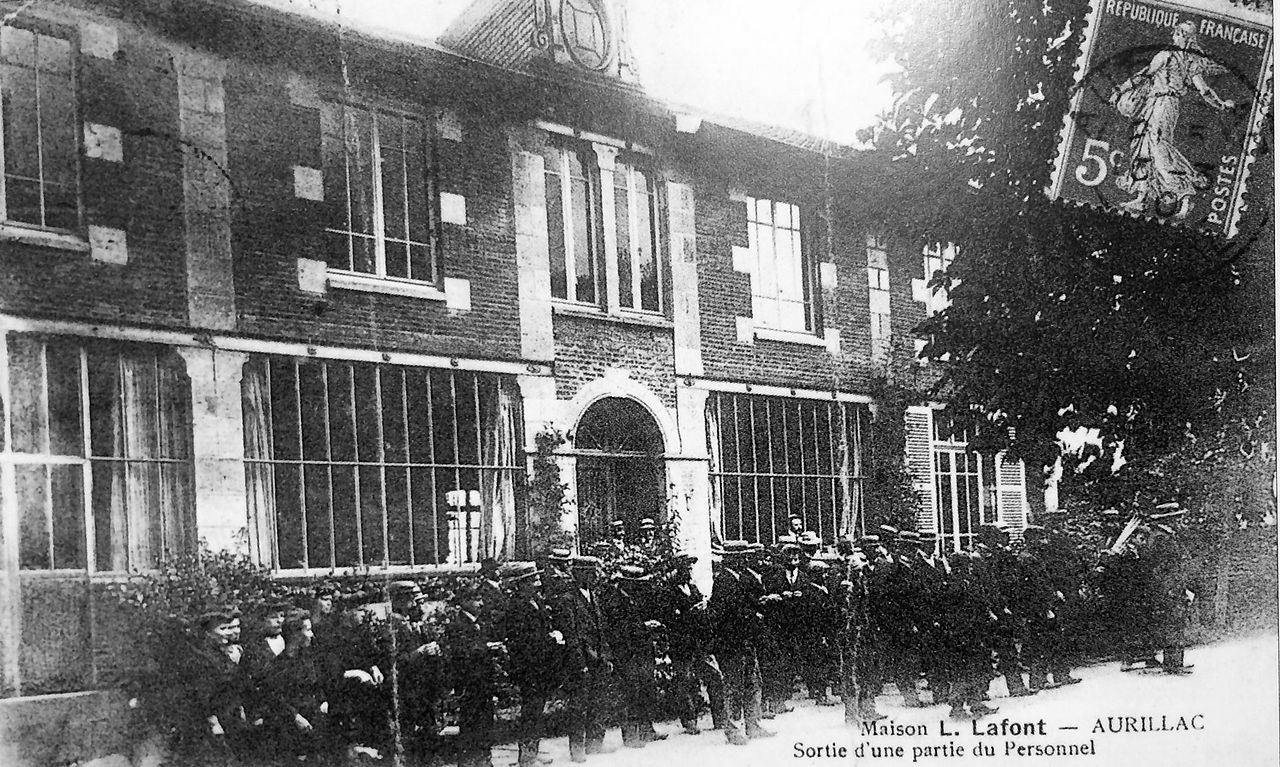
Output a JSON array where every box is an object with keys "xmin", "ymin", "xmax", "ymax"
[
  {"xmin": 241, "ymin": 360, "xmax": 276, "ymax": 565},
  {"xmin": 704, "ymin": 398, "xmax": 724, "ymax": 545},
  {"xmin": 480, "ymin": 377, "xmax": 521, "ymax": 560}
]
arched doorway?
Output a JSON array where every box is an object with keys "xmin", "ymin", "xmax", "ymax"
[{"xmin": 573, "ymin": 397, "xmax": 666, "ymax": 545}]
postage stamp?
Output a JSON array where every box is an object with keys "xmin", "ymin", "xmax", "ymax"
[{"xmin": 1047, "ymin": 0, "xmax": 1273, "ymax": 238}]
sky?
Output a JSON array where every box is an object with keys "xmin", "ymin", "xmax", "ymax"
[{"xmin": 261, "ymin": 0, "xmax": 897, "ymax": 145}]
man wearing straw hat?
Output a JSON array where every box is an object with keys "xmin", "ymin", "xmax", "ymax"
[
  {"xmin": 709, "ymin": 541, "xmax": 775, "ymax": 745},
  {"xmin": 500, "ymin": 561, "xmax": 567, "ymax": 765}
]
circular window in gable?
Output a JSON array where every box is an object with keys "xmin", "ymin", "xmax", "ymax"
[{"xmin": 560, "ymin": 0, "xmax": 612, "ymax": 72}]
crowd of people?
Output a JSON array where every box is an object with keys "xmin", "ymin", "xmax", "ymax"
[{"xmin": 170, "ymin": 514, "xmax": 1194, "ymax": 767}]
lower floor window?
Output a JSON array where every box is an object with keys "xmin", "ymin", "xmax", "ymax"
[
  {"xmin": 242, "ymin": 358, "xmax": 523, "ymax": 570},
  {"xmin": 934, "ymin": 449, "xmax": 998, "ymax": 549},
  {"xmin": 706, "ymin": 392, "xmax": 866, "ymax": 544},
  {"xmin": 5, "ymin": 334, "xmax": 195, "ymax": 573}
]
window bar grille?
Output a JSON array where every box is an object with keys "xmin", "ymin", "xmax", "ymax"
[
  {"xmin": 374, "ymin": 366, "xmax": 389, "ymax": 568},
  {"xmin": 470, "ymin": 373, "xmax": 483, "ymax": 562},
  {"xmin": 320, "ymin": 364, "xmax": 336, "ymax": 571},
  {"xmin": 764, "ymin": 398, "xmax": 776, "ymax": 543},
  {"xmin": 399, "ymin": 368, "xmax": 414, "ymax": 567},
  {"xmin": 448, "ymin": 373, "xmax": 463, "ymax": 563},
  {"xmin": 345, "ymin": 364, "xmax": 362, "ymax": 569},
  {"xmin": 292, "ymin": 361, "xmax": 308, "ymax": 570},
  {"xmin": 730, "ymin": 395, "xmax": 743, "ymax": 540},
  {"xmin": 795, "ymin": 400, "xmax": 807, "ymax": 522},
  {"xmin": 829, "ymin": 402, "xmax": 839, "ymax": 540},
  {"xmin": 747, "ymin": 397, "xmax": 760, "ymax": 543},
  {"xmin": 425, "ymin": 371, "xmax": 439, "ymax": 564},
  {"xmin": 810, "ymin": 401, "xmax": 821, "ymax": 536},
  {"xmin": 779, "ymin": 397, "xmax": 791, "ymax": 530}
]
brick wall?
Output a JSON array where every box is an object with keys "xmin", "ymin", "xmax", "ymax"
[
  {"xmin": 552, "ymin": 314, "xmax": 677, "ymax": 409},
  {"xmin": 223, "ymin": 59, "xmax": 524, "ymax": 361},
  {"xmin": 692, "ymin": 170, "xmax": 877, "ymax": 393},
  {"xmin": 0, "ymin": 19, "xmax": 187, "ymax": 326}
]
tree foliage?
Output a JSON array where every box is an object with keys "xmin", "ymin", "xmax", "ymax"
[{"xmin": 854, "ymin": 0, "xmax": 1274, "ymax": 520}]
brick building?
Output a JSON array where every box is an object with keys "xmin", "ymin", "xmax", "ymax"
[{"xmin": 0, "ymin": 0, "xmax": 1028, "ymax": 762}]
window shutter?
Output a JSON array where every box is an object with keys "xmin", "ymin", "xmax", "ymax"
[
  {"xmin": 904, "ymin": 405, "xmax": 936, "ymax": 533},
  {"xmin": 995, "ymin": 450, "xmax": 1028, "ymax": 536}
]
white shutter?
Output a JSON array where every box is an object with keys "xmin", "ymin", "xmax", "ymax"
[
  {"xmin": 995, "ymin": 450, "xmax": 1028, "ymax": 536},
  {"xmin": 904, "ymin": 406, "xmax": 936, "ymax": 532}
]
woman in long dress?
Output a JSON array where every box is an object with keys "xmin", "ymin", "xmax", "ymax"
[{"xmin": 1110, "ymin": 21, "xmax": 1235, "ymax": 219}]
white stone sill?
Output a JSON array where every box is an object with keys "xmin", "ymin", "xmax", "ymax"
[
  {"xmin": 552, "ymin": 303, "xmax": 673, "ymax": 329},
  {"xmin": 754, "ymin": 327, "xmax": 827, "ymax": 347},
  {"xmin": 0, "ymin": 223, "xmax": 90, "ymax": 253},
  {"xmin": 328, "ymin": 270, "xmax": 447, "ymax": 301}
]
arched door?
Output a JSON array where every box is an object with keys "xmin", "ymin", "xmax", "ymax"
[{"xmin": 573, "ymin": 397, "xmax": 666, "ymax": 545}]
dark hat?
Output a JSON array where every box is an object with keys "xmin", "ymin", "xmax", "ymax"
[
  {"xmin": 639, "ymin": 517, "xmax": 656, "ymax": 530},
  {"xmin": 261, "ymin": 600, "xmax": 291, "ymax": 615},
  {"xmin": 548, "ymin": 547, "xmax": 573, "ymax": 562},
  {"xmin": 499, "ymin": 561, "xmax": 542, "ymax": 581},
  {"xmin": 896, "ymin": 530, "xmax": 921, "ymax": 543},
  {"xmin": 388, "ymin": 580, "xmax": 422, "ymax": 599},
  {"xmin": 198, "ymin": 606, "xmax": 241, "ymax": 630},
  {"xmin": 779, "ymin": 542, "xmax": 802, "ymax": 555},
  {"xmin": 283, "ymin": 608, "xmax": 312, "ymax": 635},
  {"xmin": 589, "ymin": 542, "xmax": 617, "ymax": 557},
  {"xmin": 571, "ymin": 555, "xmax": 603, "ymax": 572},
  {"xmin": 312, "ymin": 580, "xmax": 342, "ymax": 599}
]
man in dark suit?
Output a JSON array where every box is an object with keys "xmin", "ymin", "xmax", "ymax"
[
  {"xmin": 499, "ymin": 561, "xmax": 567, "ymax": 766},
  {"xmin": 761, "ymin": 543, "xmax": 808, "ymax": 712},
  {"xmin": 710, "ymin": 541, "xmax": 775, "ymax": 746},
  {"xmin": 445, "ymin": 583, "xmax": 503, "ymax": 767},
  {"xmin": 660, "ymin": 552, "xmax": 726, "ymax": 734},
  {"xmin": 553, "ymin": 556, "xmax": 614, "ymax": 763},
  {"xmin": 601, "ymin": 564, "xmax": 664, "ymax": 749},
  {"xmin": 388, "ymin": 580, "xmax": 443, "ymax": 760}
]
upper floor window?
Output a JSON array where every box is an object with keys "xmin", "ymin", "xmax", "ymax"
[
  {"xmin": 747, "ymin": 196, "xmax": 813, "ymax": 333},
  {"xmin": 321, "ymin": 101, "xmax": 438, "ymax": 284},
  {"xmin": 543, "ymin": 143, "xmax": 600, "ymax": 305},
  {"xmin": 613, "ymin": 160, "xmax": 661, "ymax": 313},
  {"xmin": 1, "ymin": 26, "xmax": 79, "ymax": 231},
  {"xmin": 922, "ymin": 242, "xmax": 957, "ymax": 316},
  {"xmin": 866, "ymin": 234, "xmax": 891, "ymax": 363}
]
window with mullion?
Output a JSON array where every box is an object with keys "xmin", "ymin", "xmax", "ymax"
[
  {"xmin": 544, "ymin": 144, "xmax": 600, "ymax": 305},
  {"xmin": 1, "ymin": 25, "xmax": 79, "ymax": 231},
  {"xmin": 613, "ymin": 161, "xmax": 661, "ymax": 313},
  {"xmin": 322, "ymin": 101, "xmax": 436, "ymax": 284},
  {"xmin": 6, "ymin": 334, "xmax": 195, "ymax": 573},
  {"xmin": 748, "ymin": 196, "xmax": 812, "ymax": 333},
  {"xmin": 243, "ymin": 357, "xmax": 523, "ymax": 571}
]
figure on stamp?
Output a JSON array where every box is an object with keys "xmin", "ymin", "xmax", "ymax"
[{"xmin": 1109, "ymin": 20, "xmax": 1235, "ymax": 219}]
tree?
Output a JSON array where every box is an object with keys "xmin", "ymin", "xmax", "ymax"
[{"xmin": 850, "ymin": 0, "xmax": 1274, "ymax": 529}]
